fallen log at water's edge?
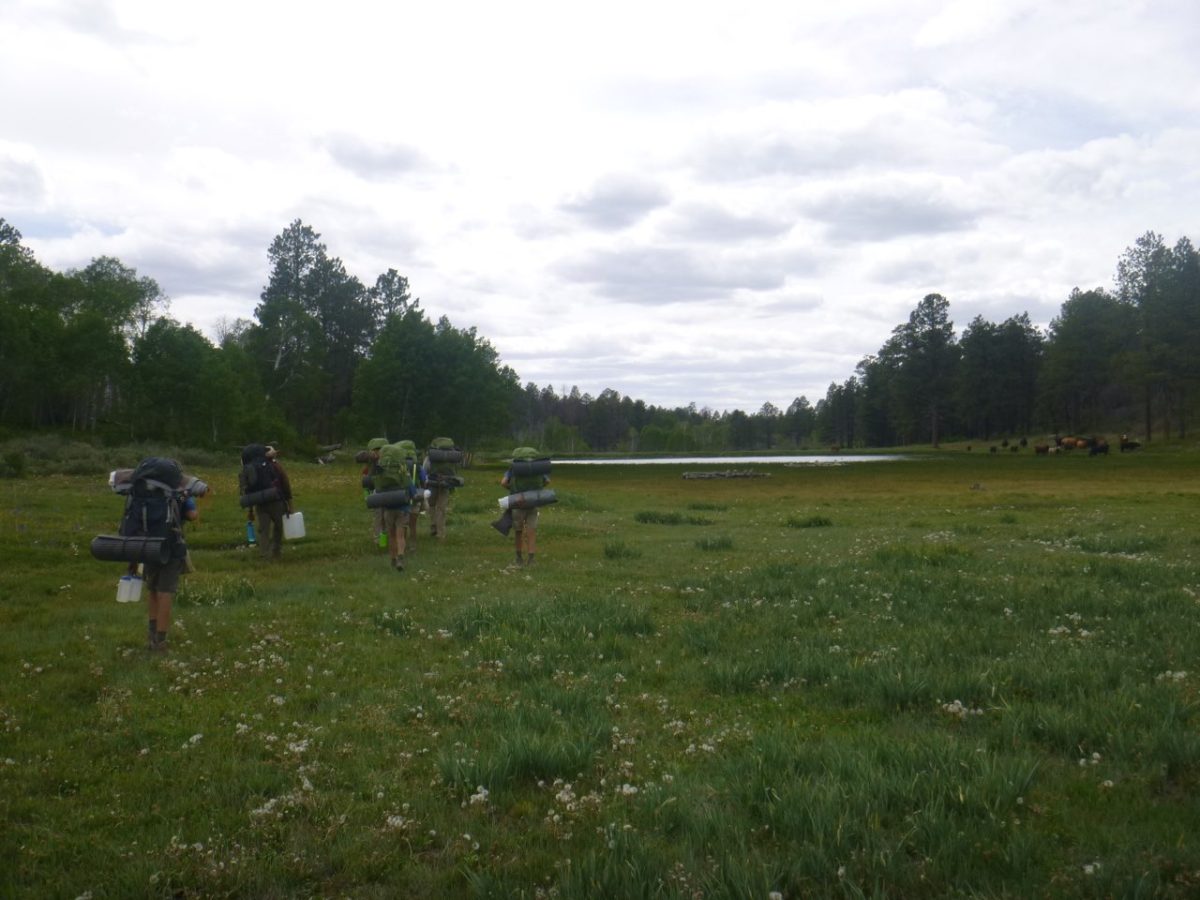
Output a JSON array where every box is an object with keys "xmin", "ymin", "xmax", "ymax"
[{"xmin": 681, "ymin": 470, "xmax": 770, "ymax": 480}]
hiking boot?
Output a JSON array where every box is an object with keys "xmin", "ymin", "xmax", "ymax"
[
  {"xmin": 393, "ymin": 555, "xmax": 405, "ymax": 571},
  {"xmin": 149, "ymin": 635, "xmax": 169, "ymax": 654}
]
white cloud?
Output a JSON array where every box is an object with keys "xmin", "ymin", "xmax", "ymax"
[{"xmin": 3, "ymin": 0, "xmax": 1198, "ymax": 410}]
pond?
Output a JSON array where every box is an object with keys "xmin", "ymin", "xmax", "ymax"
[{"xmin": 554, "ymin": 455, "xmax": 908, "ymax": 466}]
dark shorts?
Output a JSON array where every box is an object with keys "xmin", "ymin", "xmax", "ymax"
[{"xmin": 144, "ymin": 558, "xmax": 184, "ymax": 594}]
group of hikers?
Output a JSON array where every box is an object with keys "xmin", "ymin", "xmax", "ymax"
[{"xmin": 92, "ymin": 440, "xmax": 552, "ymax": 653}]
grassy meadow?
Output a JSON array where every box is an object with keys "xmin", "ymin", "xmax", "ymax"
[{"xmin": 1, "ymin": 447, "xmax": 1198, "ymax": 898}]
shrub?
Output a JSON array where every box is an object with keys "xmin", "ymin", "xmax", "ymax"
[{"xmin": 787, "ymin": 514, "xmax": 833, "ymax": 528}]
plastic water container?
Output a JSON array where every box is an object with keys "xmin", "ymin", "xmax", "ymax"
[
  {"xmin": 246, "ymin": 521, "xmax": 257, "ymax": 545},
  {"xmin": 283, "ymin": 511, "xmax": 305, "ymax": 540},
  {"xmin": 116, "ymin": 574, "xmax": 143, "ymax": 603}
]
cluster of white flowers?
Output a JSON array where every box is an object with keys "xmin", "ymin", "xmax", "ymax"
[
  {"xmin": 181, "ymin": 733, "xmax": 203, "ymax": 750},
  {"xmin": 941, "ymin": 700, "xmax": 983, "ymax": 719},
  {"xmin": 1078, "ymin": 752, "xmax": 1102, "ymax": 767},
  {"xmin": 469, "ymin": 785, "xmax": 489, "ymax": 806},
  {"xmin": 1155, "ymin": 670, "xmax": 1188, "ymax": 682}
]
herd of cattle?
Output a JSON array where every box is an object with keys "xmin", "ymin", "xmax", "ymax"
[{"xmin": 969, "ymin": 434, "xmax": 1142, "ymax": 456}]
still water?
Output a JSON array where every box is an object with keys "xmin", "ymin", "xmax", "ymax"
[{"xmin": 555, "ymin": 455, "xmax": 907, "ymax": 465}]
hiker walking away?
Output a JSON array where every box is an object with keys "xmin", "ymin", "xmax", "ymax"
[
  {"xmin": 129, "ymin": 458, "xmax": 200, "ymax": 652},
  {"xmin": 423, "ymin": 436, "xmax": 463, "ymax": 540},
  {"xmin": 394, "ymin": 440, "xmax": 426, "ymax": 555},
  {"xmin": 239, "ymin": 443, "xmax": 294, "ymax": 560},
  {"xmin": 359, "ymin": 437, "xmax": 388, "ymax": 549},
  {"xmin": 93, "ymin": 458, "xmax": 208, "ymax": 651},
  {"xmin": 370, "ymin": 442, "xmax": 419, "ymax": 571},
  {"xmin": 501, "ymin": 446, "xmax": 551, "ymax": 567}
]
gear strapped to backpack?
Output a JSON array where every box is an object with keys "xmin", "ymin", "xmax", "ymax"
[
  {"xmin": 510, "ymin": 447, "xmax": 551, "ymax": 493},
  {"xmin": 239, "ymin": 443, "xmax": 281, "ymax": 507},
  {"xmin": 427, "ymin": 436, "xmax": 464, "ymax": 486},
  {"xmin": 368, "ymin": 442, "xmax": 417, "ymax": 508},
  {"xmin": 91, "ymin": 457, "xmax": 206, "ymax": 565}
]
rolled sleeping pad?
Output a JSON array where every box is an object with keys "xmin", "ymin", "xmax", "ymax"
[
  {"xmin": 181, "ymin": 475, "xmax": 209, "ymax": 497},
  {"xmin": 427, "ymin": 447, "xmax": 463, "ymax": 465},
  {"xmin": 366, "ymin": 489, "xmax": 413, "ymax": 509},
  {"xmin": 90, "ymin": 534, "xmax": 171, "ymax": 565},
  {"xmin": 427, "ymin": 473, "xmax": 465, "ymax": 488},
  {"xmin": 353, "ymin": 449, "xmax": 372, "ymax": 463},
  {"xmin": 111, "ymin": 469, "xmax": 207, "ymax": 496},
  {"xmin": 498, "ymin": 488, "xmax": 557, "ymax": 510},
  {"xmin": 491, "ymin": 509, "xmax": 513, "ymax": 536},
  {"xmin": 361, "ymin": 474, "xmax": 375, "ymax": 489},
  {"xmin": 239, "ymin": 486, "xmax": 282, "ymax": 508},
  {"xmin": 109, "ymin": 469, "xmax": 135, "ymax": 492},
  {"xmin": 511, "ymin": 458, "xmax": 552, "ymax": 477}
]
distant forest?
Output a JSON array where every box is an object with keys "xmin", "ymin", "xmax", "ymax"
[{"xmin": 1, "ymin": 217, "xmax": 1196, "ymax": 454}]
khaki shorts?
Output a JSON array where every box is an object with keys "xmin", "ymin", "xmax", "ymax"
[
  {"xmin": 382, "ymin": 506, "xmax": 411, "ymax": 530},
  {"xmin": 512, "ymin": 507, "xmax": 539, "ymax": 531}
]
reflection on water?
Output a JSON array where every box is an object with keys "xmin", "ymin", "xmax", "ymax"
[{"xmin": 555, "ymin": 455, "xmax": 908, "ymax": 465}]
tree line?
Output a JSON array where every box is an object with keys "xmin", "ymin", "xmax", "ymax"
[{"xmin": 2, "ymin": 217, "xmax": 1195, "ymax": 454}]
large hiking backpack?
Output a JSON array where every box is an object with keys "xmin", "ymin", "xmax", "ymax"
[
  {"xmin": 375, "ymin": 443, "xmax": 416, "ymax": 493},
  {"xmin": 510, "ymin": 447, "xmax": 551, "ymax": 493},
  {"xmin": 427, "ymin": 436, "xmax": 462, "ymax": 477},
  {"xmin": 368, "ymin": 442, "xmax": 417, "ymax": 508},
  {"xmin": 118, "ymin": 457, "xmax": 185, "ymax": 558},
  {"xmin": 239, "ymin": 444, "xmax": 279, "ymax": 506}
]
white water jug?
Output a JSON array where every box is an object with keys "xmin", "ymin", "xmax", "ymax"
[
  {"xmin": 283, "ymin": 511, "xmax": 306, "ymax": 540},
  {"xmin": 116, "ymin": 574, "xmax": 143, "ymax": 603}
]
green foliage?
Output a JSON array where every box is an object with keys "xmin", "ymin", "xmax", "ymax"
[
  {"xmin": 694, "ymin": 534, "xmax": 733, "ymax": 551},
  {"xmin": 602, "ymin": 539, "xmax": 642, "ymax": 559},
  {"xmin": 634, "ymin": 510, "xmax": 714, "ymax": 525},
  {"xmin": 0, "ymin": 449, "xmax": 26, "ymax": 478},
  {"xmin": 786, "ymin": 513, "xmax": 833, "ymax": 528}
]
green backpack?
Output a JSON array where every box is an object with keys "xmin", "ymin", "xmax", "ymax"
[
  {"xmin": 375, "ymin": 443, "xmax": 416, "ymax": 493},
  {"xmin": 510, "ymin": 447, "xmax": 548, "ymax": 493},
  {"xmin": 428, "ymin": 436, "xmax": 459, "ymax": 476}
]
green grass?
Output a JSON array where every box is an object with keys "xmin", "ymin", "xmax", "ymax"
[{"xmin": 2, "ymin": 449, "xmax": 1199, "ymax": 897}]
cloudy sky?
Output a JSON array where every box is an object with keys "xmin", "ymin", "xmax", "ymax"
[{"xmin": 3, "ymin": 1, "xmax": 1198, "ymax": 412}]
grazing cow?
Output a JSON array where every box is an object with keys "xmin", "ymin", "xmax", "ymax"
[
  {"xmin": 1119, "ymin": 434, "xmax": 1141, "ymax": 452},
  {"xmin": 1089, "ymin": 438, "xmax": 1109, "ymax": 456},
  {"xmin": 1034, "ymin": 443, "xmax": 1050, "ymax": 455}
]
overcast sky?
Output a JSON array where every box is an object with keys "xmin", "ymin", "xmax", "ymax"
[{"xmin": 3, "ymin": 1, "xmax": 1198, "ymax": 412}]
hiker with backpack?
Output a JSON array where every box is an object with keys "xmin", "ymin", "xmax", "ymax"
[
  {"xmin": 359, "ymin": 437, "xmax": 389, "ymax": 549},
  {"xmin": 500, "ymin": 447, "xmax": 551, "ymax": 568},
  {"xmin": 366, "ymin": 441, "xmax": 421, "ymax": 571},
  {"xmin": 239, "ymin": 443, "xmax": 294, "ymax": 560},
  {"xmin": 395, "ymin": 439, "xmax": 427, "ymax": 555},
  {"xmin": 423, "ymin": 436, "xmax": 462, "ymax": 540},
  {"xmin": 94, "ymin": 457, "xmax": 203, "ymax": 652}
]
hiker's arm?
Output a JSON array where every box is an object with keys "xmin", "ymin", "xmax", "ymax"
[{"xmin": 275, "ymin": 464, "xmax": 294, "ymax": 500}]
